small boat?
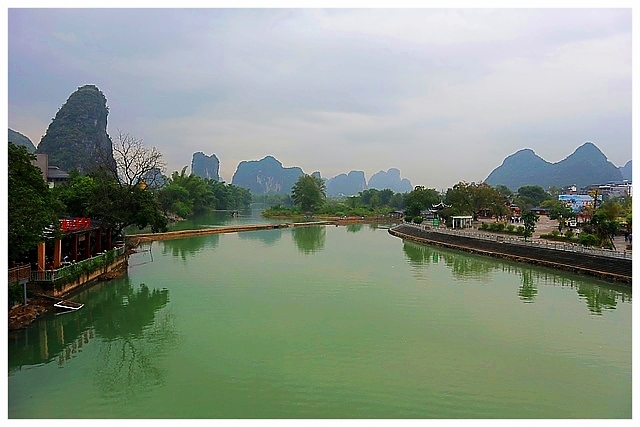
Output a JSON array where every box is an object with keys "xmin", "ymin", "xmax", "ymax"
[{"xmin": 53, "ymin": 300, "xmax": 84, "ymax": 314}]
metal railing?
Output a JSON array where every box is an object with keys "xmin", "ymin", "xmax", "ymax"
[
  {"xmin": 30, "ymin": 245, "xmax": 126, "ymax": 282},
  {"xmin": 397, "ymin": 223, "xmax": 632, "ymax": 260}
]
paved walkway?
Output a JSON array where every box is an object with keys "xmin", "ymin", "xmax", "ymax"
[{"xmin": 476, "ymin": 216, "xmax": 631, "ymax": 252}]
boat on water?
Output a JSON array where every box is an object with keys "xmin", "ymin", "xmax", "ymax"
[{"xmin": 53, "ymin": 300, "xmax": 84, "ymax": 314}]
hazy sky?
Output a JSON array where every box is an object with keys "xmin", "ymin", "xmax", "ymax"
[{"xmin": 6, "ymin": 6, "xmax": 633, "ymax": 190}]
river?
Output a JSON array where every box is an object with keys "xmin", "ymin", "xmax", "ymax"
[{"xmin": 7, "ymin": 215, "xmax": 632, "ymax": 418}]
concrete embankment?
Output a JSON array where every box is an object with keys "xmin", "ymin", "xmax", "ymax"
[
  {"xmin": 389, "ymin": 224, "xmax": 632, "ymax": 285},
  {"xmin": 126, "ymin": 221, "xmax": 335, "ymax": 245}
]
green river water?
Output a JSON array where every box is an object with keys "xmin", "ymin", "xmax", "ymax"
[{"xmin": 7, "ymin": 216, "xmax": 632, "ymax": 418}]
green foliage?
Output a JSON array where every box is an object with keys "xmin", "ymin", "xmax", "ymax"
[
  {"xmin": 8, "ymin": 143, "xmax": 59, "ymax": 262},
  {"xmin": 578, "ymin": 233, "xmax": 600, "ymax": 247},
  {"xmin": 514, "ymin": 185, "xmax": 550, "ymax": 210},
  {"xmin": 520, "ymin": 210, "xmax": 540, "ymax": 241},
  {"xmin": 155, "ymin": 168, "xmax": 252, "ymax": 218},
  {"xmin": 55, "ymin": 171, "xmax": 167, "ymax": 235},
  {"xmin": 291, "ymin": 174, "xmax": 326, "ymax": 213},
  {"xmin": 157, "ymin": 183, "xmax": 193, "ymax": 217},
  {"xmin": 543, "ymin": 199, "xmax": 576, "ymax": 232},
  {"xmin": 403, "ymin": 186, "xmax": 440, "ymax": 216},
  {"xmin": 444, "ymin": 182, "xmax": 509, "ymax": 220},
  {"xmin": 413, "ymin": 216, "xmax": 424, "ymax": 224},
  {"xmin": 590, "ymin": 210, "xmax": 619, "ymax": 248}
]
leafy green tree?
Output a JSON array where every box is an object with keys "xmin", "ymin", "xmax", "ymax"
[
  {"xmin": 543, "ymin": 199, "xmax": 576, "ymax": 232},
  {"xmin": 520, "ymin": 210, "xmax": 540, "ymax": 241},
  {"xmin": 291, "ymin": 174, "xmax": 326, "ymax": 213},
  {"xmin": 515, "ymin": 185, "xmax": 549, "ymax": 210},
  {"xmin": 157, "ymin": 183, "xmax": 193, "ymax": 217},
  {"xmin": 166, "ymin": 167, "xmax": 216, "ymax": 215},
  {"xmin": 87, "ymin": 172, "xmax": 168, "ymax": 235},
  {"xmin": 8, "ymin": 143, "xmax": 59, "ymax": 262},
  {"xmin": 403, "ymin": 186, "xmax": 440, "ymax": 216},
  {"xmin": 597, "ymin": 199, "xmax": 625, "ymax": 222},
  {"xmin": 52, "ymin": 171, "xmax": 97, "ymax": 217},
  {"xmin": 590, "ymin": 211, "xmax": 619, "ymax": 249},
  {"xmin": 445, "ymin": 182, "xmax": 508, "ymax": 220}
]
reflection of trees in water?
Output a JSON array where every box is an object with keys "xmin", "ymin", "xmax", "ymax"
[
  {"xmin": 237, "ymin": 229, "xmax": 283, "ymax": 246},
  {"xmin": 576, "ymin": 283, "xmax": 621, "ymax": 315},
  {"xmin": 517, "ymin": 270, "xmax": 538, "ymax": 302},
  {"xmin": 161, "ymin": 234, "xmax": 219, "ymax": 261},
  {"xmin": 90, "ymin": 276, "xmax": 178, "ymax": 399},
  {"xmin": 346, "ymin": 224, "xmax": 363, "ymax": 233},
  {"xmin": 95, "ymin": 308, "xmax": 177, "ymax": 399},
  {"xmin": 402, "ymin": 241, "xmax": 493, "ymax": 280},
  {"xmin": 401, "ymin": 240, "xmax": 631, "ymax": 313},
  {"xmin": 8, "ymin": 274, "xmax": 177, "ymax": 385},
  {"xmin": 292, "ymin": 226, "xmax": 326, "ymax": 254}
]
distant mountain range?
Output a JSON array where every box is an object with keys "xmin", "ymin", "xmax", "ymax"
[
  {"xmin": 485, "ymin": 142, "xmax": 630, "ymax": 191},
  {"xmin": 620, "ymin": 160, "xmax": 632, "ymax": 181},
  {"xmin": 231, "ymin": 155, "xmax": 305, "ymax": 194},
  {"xmin": 8, "ymin": 129, "xmax": 36, "ymax": 152},
  {"xmin": 10, "ymin": 85, "xmax": 631, "ymax": 197}
]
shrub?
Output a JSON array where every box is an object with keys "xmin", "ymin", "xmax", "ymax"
[
  {"xmin": 479, "ymin": 222, "xmax": 488, "ymax": 230},
  {"xmin": 564, "ymin": 230, "xmax": 574, "ymax": 239},
  {"xmin": 413, "ymin": 216, "xmax": 424, "ymax": 224},
  {"xmin": 578, "ymin": 233, "xmax": 599, "ymax": 247},
  {"xmin": 516, "ymin": 226, "xmax": 525, "ymax": 235},
  {"xmin": 506, "ymin": 224, "xmax": 515, "ymax": 232},
  {"xmin": 550, "ymin": 229, "xmax": 560, "ymax": 237}
]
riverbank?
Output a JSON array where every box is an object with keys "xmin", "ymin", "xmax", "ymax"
[
  {"xmin": 8, "ymin": 252, "xmax": 129, "ymax": 331},
  {"xmin": 389, "ymin": 223, "xmax": 632, "ymax": 285}
]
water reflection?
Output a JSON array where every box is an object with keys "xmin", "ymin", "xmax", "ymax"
[
  {"xmin": 8, "ymin": 275, "xmax": 176, "ymax": 383},
  {"xmin": 401, "ymin": 240, "xmax": 631, "ymax": 314},
  {"xmin": 518, "ymin": 270, "xmax": 538, "ymax": 302},
  {"xmin": 292, "ymin": 226, "xmax": 326, "ymax": 254},
  {"xmin": 237, "ymin": 229, "xmax": 283, "ymax": 246},
  {"xmin": 576, "ymin": 283, "xmax": 621, "ymax": 315},
  {"xmin": 126, "ymin": 209, "xmax": 264, "ymax": 234},
  {"xmin": 402, "ymin": 241, "xmax": 492, "ymax": 280},
  {"xmin": 161, "ymin": 234, "xmax": 220, "ymax": 261},
  {"xmin": 346, "ymin": 224, "xmax": 363, "ymax": 233}
]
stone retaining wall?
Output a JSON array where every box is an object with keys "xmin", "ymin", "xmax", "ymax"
[{"xmin": 390, "ymin": 224, "xmax": 631, "ymax": 285}]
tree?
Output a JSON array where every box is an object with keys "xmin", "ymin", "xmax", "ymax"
[
  {"xmin": 403, "ymin": 186, "xmax": 440, "ymax": 217},
  {"xmin": 544, "ymin": 199, "xmax": 575, "ymax": 233},
  {"xmin": 87, "ymin": 172, "xmax": 168, "ymax": 235},
  {"xmin": 521, "ymin": 210, "xmax": 539, "ymax": 241},
  {"xmin": 590, "ymin": 210, "xmax": 620, "ymax": 249},
  {"xmin": 8, "ymin": 143, "xmax": 59, "ymax": 262},
  {"xmin": 291, "ymin": 174, "xmax": 326, "ymax": 213},
  {"xmin": 98, "ymin": 130, "xmax": 165, "ymax": 187},
  {"xmin": 515, "ymin": 185, "xmax": 549, "ymax": 210},
  {"xmin": 444, "ymin": 182, "xmax": 508, "ymax": 220}
]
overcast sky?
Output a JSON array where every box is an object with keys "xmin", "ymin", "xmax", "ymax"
[{"xmin": 6, "ymin": 5, "xmax": 633, "ymax": 190}]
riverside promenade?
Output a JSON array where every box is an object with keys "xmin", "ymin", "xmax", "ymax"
[{"xmin": 389, "ymin": 222, "xmax": 632, "ymax": 285}]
